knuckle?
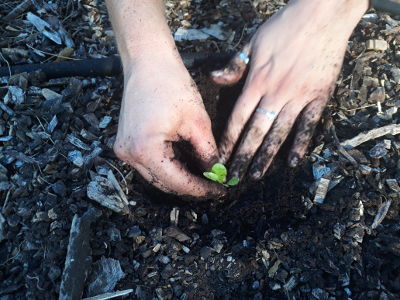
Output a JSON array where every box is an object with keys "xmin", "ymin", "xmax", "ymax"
[
  {"xmin": 248, "ymin": 124, "xmax": 265, "ymax": 141},
  {"xmin": 250, "ymin": 64, "xmax": 272, "ymax": 87}
]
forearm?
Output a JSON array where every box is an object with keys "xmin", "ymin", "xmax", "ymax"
[
  {"xmin": 281, "ymin": 0, "xmax": 369, "ymax": 39},
  {"xmin": 287, "ymin": 0, "xmax": 368, "ymax": 22},
  {"xmin": 105, "ymin": 0, "xmax": 178, "ymax": 73}
]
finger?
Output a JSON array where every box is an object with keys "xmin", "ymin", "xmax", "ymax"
[
  {"xmin": 229, "ymin": 97, "xmax": 282, "ymax": 179},
  {"xmin": 182, "ymin": 118, "xmax": 219, "ymax": 170},
  {"xmin": 133, "ymin": 141, "xmax": 226, "ymax": 198},
  {"xmin": 211, "ymin": 44, "xmax": 251, "ymax": 86},
  {"xmin": 287, "ymin": 99, "xmax": 326, "ymax": 168},
  {"xmin": 249, "ymin": 105, "xmax": 300, "ymax": 180},
  {"xmin": 218, "ymin": 86, "xmax": 262, "ymax": 164}
]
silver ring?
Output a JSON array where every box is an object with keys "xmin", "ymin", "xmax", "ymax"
[
  {"xmin": 237, "ymin": 52, "xmax": 250, "ymax": 64},
  {"xmin": 256, "ymin": 108, "xmax": 276, "ymax": 120}
]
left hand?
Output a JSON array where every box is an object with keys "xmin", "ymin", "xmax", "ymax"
[{"xmin": 211, "ymin": 0, "xmax": 368, "ymax": 180}]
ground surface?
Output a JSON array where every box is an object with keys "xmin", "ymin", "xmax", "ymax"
[{"xmin": 0, "ymin": 1, "xmax": 400, "ymax": 299}]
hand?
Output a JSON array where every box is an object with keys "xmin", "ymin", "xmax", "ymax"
[
  {"xmin": 211, "ymin": 0, "xmax": 368, "ymax": 180},
  {"xmin": 114, "ymin": 54, "xmax": 225, "ymax": 198}
]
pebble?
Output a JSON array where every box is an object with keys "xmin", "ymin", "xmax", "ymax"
[{"xmin": 366, "ymin": 39, "xmax": 388, "ymax": 51}]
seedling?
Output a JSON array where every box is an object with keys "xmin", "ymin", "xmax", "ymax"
[{"xmin": 203, "ymin": 163, "xmax": 239, "ymax": 187}]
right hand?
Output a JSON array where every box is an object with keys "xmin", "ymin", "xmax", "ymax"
[{"xmin": 113, "ymin": 54, "xmax": 225, "ymax": 198}]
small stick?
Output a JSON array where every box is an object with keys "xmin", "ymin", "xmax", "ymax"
[
  {"xmin": 340, "ymin": 124, "xmax": 400, "ymax": 149},
  {"xmin": 328, "ymin": 118, "xmax": 358, "ymax": 167}
]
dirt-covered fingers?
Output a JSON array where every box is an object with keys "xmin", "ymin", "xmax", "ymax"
[
  {"xmin": 211, "ymin": 44, "xmax": 251, "ymax": 86},
  {"xmin": 228, "ymin": 99, "xmax": 282, "ymax": 179},
  {"xmin": 288, "ymin": 98, "xmax": 327, "ymax": 168},
  {"xmin": 182, "ymin": 117, "xmax": 220, "ymax": 170},
  {"xmin": 116, "ymin": 139, "xmax": 225, "ymax": 198},
  {"xmin": 249, "ymin": 106, "xmax": 300, "ymax": 180},
  {"xmin": 218, "ymin": 88, "xmax": 262, "ymax": 164}
]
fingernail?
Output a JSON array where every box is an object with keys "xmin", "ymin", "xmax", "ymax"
[
  {"xmin": 211, "ymin": 70, "xmax": 223, "ymax": 77},
  {"xmin": 289, "ymin": 156, "xmax": 299, "ymax": 168}
]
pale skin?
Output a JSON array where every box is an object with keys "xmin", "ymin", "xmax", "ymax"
[{"xmin": 106, "ymin": 0, "xmax": 369, "ymax": 197}]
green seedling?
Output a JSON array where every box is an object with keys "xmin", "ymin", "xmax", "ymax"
[{"xmin": 203, "ymin": 163, "xmax": 239, "ymax": 187}]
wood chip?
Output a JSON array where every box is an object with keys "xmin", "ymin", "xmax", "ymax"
[
  {"xmin": 371, "ymin": 199, "xmax": 392, "ymax": 229},
  {"xmin": 366, "ymin": 39, "xmax": 388, "ymax": 51},
  {"xmin": 82, "ymin": 289, "xmax": 134, "ymax": 300},
  {"xmin": 341, "ymin": 124, "xmax": 400, "ymax": 148},
  {"xmin": 314, "ymin": 178, "xmax": 331, "ymax": 204}
]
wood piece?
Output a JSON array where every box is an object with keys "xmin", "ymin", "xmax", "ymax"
[
  {"xmin": 82, "ymin": 289, "xmax": 134, "ymax": 300},
  {"xmin": 366, "ymin": 39, "xmax": 388, "ymax": 51},
  {"xmin": 340, "ymin": 124, "xmax": 400, "ymax": 148},
  {"xmin": 314, "ymin": 178, "xmax": 331, "ymax": 204},
  {"xmin": 3, "ymin": 0, "xmax": 32, "ymax": 21},
  {"xmin": 59, "ymin": 208, "xmax": 102, "ymax": 300},
  {"xmin": 371, "ymin": 199, "xmax": 392, "ymax": 229}
]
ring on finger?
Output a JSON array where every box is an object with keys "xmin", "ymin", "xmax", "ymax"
[
  {"xmin": 237, "ymin": 52, "xmax": 250, "ymax": 64},
  {"xmin": 255, "ymin": 107, "xmax": 277, "ymax": 121}
]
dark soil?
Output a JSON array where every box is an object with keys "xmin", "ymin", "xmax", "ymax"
[{"xmin": 1, "ymin": 1, "xmax": 400, "ymax": 300}]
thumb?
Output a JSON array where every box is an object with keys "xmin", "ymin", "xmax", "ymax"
[{"xmin": 210, "ymin": 44, "xmax": 251, "ymax": 86}]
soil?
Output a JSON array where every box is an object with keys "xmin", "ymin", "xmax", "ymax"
[{"xmin": 1, "ymin": 1, "xmax": 400, "ymax": 300}]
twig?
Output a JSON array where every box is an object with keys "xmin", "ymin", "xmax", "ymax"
[
  {"xmin": 341, "ymin": 124, "xmax": 400, "ymax": 148},
  {"xmin": 232, "ymin": 25, "xmax": 247, "ymax": 50},
  {"xmin": 0, "ymin": 51, "xmax": 11, "ymax": 78},
  {"xmin": 328, "ymin": 118, "xmax": 358, "ymax": 167},
  {"xmin": 105, "ymin": 160, "xmax": 128, "ymax": 194},
  {"xmin": 26, "ymin": 44, "xmax": 80, "ymax": 61}
]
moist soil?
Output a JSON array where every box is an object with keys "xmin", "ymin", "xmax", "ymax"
[{"xmin": 1, "ymin": 1, "xmax": 400, "ymax": 300}]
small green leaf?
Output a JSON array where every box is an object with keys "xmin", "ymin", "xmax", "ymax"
[
  {"xmin": 211, "ymin": 163, "xmax": 227, "ymax": 178},
  {"xmin": 203, "ymin": 172, "xmax": 219, "ymax": 182},
  {"xmin": 226, "ymin": 177, "xmax": 239, "ymax": 186}
]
